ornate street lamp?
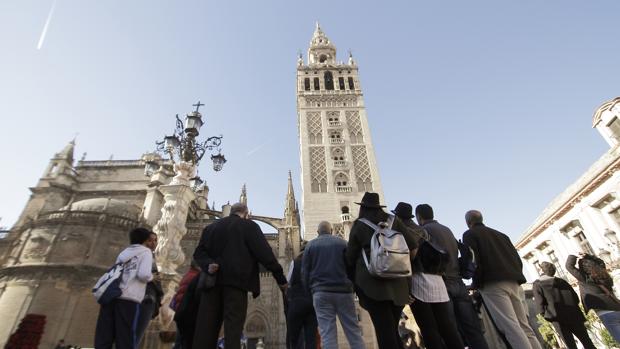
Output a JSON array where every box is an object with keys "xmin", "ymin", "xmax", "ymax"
[
  {"xmin": 149, "ymin": 101, "xmax": 226, "ymax": 332},
  {"xmin": 151, "ymin": 101, "xmax": 225, "ymax": 185},
  {"xmin": 144, "ymin": 159, "xmax": 159, "ymax": 177},
  {"xmin": 156, "ymin": 112, "xmax": 223, "ymax": 166},
  {"xmin": 189, "ymin": 176, "xmax": 204, "ymax": 191},
  {"xmin": 211, "ymin": 153, "xmax": 227, "ymax": 172}
]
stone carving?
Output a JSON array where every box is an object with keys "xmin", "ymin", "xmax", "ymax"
[
  {"xmin": 307, "ymin": 112, "xmax": 322, "ymax": 144},
  {"xmin": 351, "ymin": 145, "xmax": 372, "ymax": 192},
  {"xmin": 22, "ymin": 235, "xmax": 51, "ymax": 260},
  {"xmin": 333, "ymin": 223, "xmax": 345, "ymax": 239},
  {"xmin": 154, "ymin": 184, "xmax": 196, "ymax": 274},
  {"xmin": 326, "ymin": 110, "xmax": 340, "ymax": 120},
  {"xmin": 309, "ymin": 147, "xmax": 328, "ymax": 192},
  {"xmin": 304, "ymin": 95, "xmax": 357, "ymax": 108},
  {"xmin": 346, "ymin": 111, "xmax": 364, "ymax": 143},
  {"xmin": 153, "ymin": 181, "xmax": 197, "ymax": 333},
  {"xmin": 171, "ymin": 161, "xmax": 195, "ymax": 186}
]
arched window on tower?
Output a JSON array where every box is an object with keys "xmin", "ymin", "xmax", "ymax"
[
  {"xmin": 329, "ymin": 130, "xmax": 344, "ymax": 144},
  {"xmin": 348, "ymin": 77, "xmax": 355, "ymax": 90},
  {"xmin": 312, "ymin": 179, "xmax": 327, "ymax": 193},
  {"xmin": 338, "ymin": 77, "xmax": 345, "ymax": 90},
  {"xmin": 304, "ymin": 78, "xmax": 311, "ymax": 91},
  {"xmin": 335, "ymin": 173, "xmax": 351, "ymax": 192},
  {"xmin": 332, "ymin": 148, "xmax": 345, "ymax": 167},
  {"xmin": 324, "ymin": 71, "xmax": 334, "ymax": 90},
  {"xmin": 314, "ymin": 77, "xmax": 320, "ymax": 90}
]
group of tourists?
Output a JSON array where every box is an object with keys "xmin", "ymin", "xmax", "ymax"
[{"xmin": 92, "ymin": 191, "xmax": 620, "ymax": 349}]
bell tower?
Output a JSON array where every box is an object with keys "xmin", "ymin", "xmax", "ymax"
[{"xmin": 297, "ymin": 23, "xmax": 384, "ymax": 240}]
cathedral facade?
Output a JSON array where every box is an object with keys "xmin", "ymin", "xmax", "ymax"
[{"xmin": 0, "ymin": 137, "xmax": 301, "ymax": 348}]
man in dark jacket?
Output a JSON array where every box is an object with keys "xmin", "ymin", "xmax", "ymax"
[
  {"xmin": 533, "ymin": 262, "xmax": 595, "ymax": 349},
  {"xmin": 286, "ymin": 241, "xmax": 317, "ymax": 349},
  {"xmin": 302, "ymin": 221, "xmax": 365, "ymax": 349},
  {"xmin": 192, "ymin": 202, "xmax": 288, "ymax": 349},
  {"xmin": 462, "ymin": 210, "xmax": 541, "ymax": 349}
]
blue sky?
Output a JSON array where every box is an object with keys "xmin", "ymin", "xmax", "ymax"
[{"xmin": 0, "ymin": 1, "xmax": 618, "ymax": 241}]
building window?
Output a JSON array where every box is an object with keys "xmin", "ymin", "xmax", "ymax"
[
  {"xmin": 348, "ymin": 77, "xmax": 355, "ymax": 90},
  {"xmin": 575, "ymin": 231, "xmax": 595, "ymax": 254},
  {"xmin": 314, "ymin": 77, "xmax": 320, "ymax": 90},
  {"xmin": 324, "ymin": 71, "xmax": 334, "ymax": 90},
  {"xmin": 339, "ymin": 77, "xmax": 345, "ymax": 90},
  {"xmin": 533, "ymin": 261, "xmax": 542, "ymax": 276},
  {"xmin": 335, "ymin": 173, "xmax": 350, "ymax": 191},
  {"xmin": 304, "ymin": 78, "xmax": 310, "ymax": 91},
  {"xmin": 547, "ymin": 250, "xmax": 566, "ymax": 278},
  {"xmin": 48, "ymin": 163, "xmax": 58, "ymax": 175},
  {"xmin": 561, "ymin": 221, "xmax": 595, "ymax": 255},
  {"xmin": 609, "ymin": 208, "xmax": 620, "ymax": 227},
  {"xmin": 311, "ymin": 180, "xmax": 327, "ymax": 193},
  {"xmin": 332, "ymin": 147, "xmax": 345, "ymax": 161},
  {"xmin": 607, "ymin": 116, "xmax": 620, "ymax": 135}
]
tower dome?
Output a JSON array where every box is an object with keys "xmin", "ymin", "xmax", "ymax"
[
  {"xmin": 592, "ymin": 97, "xmax": 620, "ymax": 147},
  {"xmin": 307, "ymin": 22, "xmax": 336, "ymax": 65}
]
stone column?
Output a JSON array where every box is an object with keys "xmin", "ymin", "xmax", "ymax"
[{"xmin": 153, "ymin": 161, "xmax": 196, "ymax": 335}]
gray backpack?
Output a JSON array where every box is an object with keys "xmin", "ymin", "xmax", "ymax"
[{"xmin": 359, "ymin": 216, "xmax": 412, "ymax": 279}]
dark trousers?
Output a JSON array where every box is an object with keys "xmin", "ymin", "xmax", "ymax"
[
  {"xmin": 445, "ymin": 278, "xmax": 489, "ymax": 349},
  {"xmin": 410, "ymin": 299, "xmax": 464, "ymax": 349},
  {"xmin": 287, "ymin": 298, "xmax": 318, "ymax": 349},
  {"xmin": 192, "ymin": 285, "xmax": 248, "ymax": 349},
  {"xmin": 552, "ymin": 321, "xmax": 596, "ymax": 349},
  {"xmin": 357, "ymin": 290, "xmax": 404, "ymax": 349},
  {"xmin": 94, "ymin": 298, "xmax": 141, "ymax": 349},
  {"xmin": 135, "ymin": 300, "xmax": 157, "ymax": 345}
]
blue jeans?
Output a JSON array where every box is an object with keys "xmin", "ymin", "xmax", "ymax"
[
  {"xmin": 312, "ymin": 291, "xmax": 366, "ymax": 349},
  {"xmin": 599, "ymin": 311, "xmax": 620, "ymax": 343}
]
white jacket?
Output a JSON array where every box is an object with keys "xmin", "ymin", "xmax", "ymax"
[{"xmin": 116, "ymin": 244, "xmax": 153, "ymax": 303}]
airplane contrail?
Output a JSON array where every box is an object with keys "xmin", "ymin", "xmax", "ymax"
[
  {"xmin": 246, "ymin": 140, "xmax": 270, "ymax": 156},
  {"xmin": 37, "ymin": 0, "xmax": 57, "ymax": 50}
]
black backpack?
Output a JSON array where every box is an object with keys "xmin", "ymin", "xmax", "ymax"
[
  {"xmin": 416, "ymin": 236, "xmax": 448, "ymax": 275},
  {"xmin": 457, "ymin": 240, "xmax": 476, "ymax": 279}
]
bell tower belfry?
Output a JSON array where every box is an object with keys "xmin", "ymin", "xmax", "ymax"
[{"xmin": 297, "ymin": 23, "xmax": 384, "ymax": 240}]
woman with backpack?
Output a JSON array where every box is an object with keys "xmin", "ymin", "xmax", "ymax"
[
  {"xmin": 345, "ymin": 193, "xmax": 418, "ymax": 349},
  {"xmin": 566, "ymin": 253, "xmax": 620, "ymax": 342}
]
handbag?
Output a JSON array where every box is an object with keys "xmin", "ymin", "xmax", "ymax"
[
  {"xmin": 197, "ymin": 221, "xmax": 233, "ymax": 291},
  {"xmin": 198, "ymin": 271, "xmax": 217, "ymax": 291},
  {"xmin": 416, "ymin": 237, "xmax": 448, "ymax": 275}
]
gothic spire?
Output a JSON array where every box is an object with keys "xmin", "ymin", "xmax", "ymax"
[
  {"xmin": 284, "ymin": 171, "xmax": 297, "ymax": 218},
  {"xmin": 55, "ymin": 139, "xmax": 75, "ymax": 162},
  {"xmin": 240, "ymin": 184, "xmax": 247, "ymax": 205}
]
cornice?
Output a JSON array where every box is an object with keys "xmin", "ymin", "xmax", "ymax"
[
  {"xmin": 516, "ymin": 154, "xmax": 620, "ymax": 249},
  {"xmin": 298, "ymin": 64, "xmax": 358, "ymax": 71},
  {"xmin": 0, "ymin": 264, "xmax": 105, "ymax": 283}
]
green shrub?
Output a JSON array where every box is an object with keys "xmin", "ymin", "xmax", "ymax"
[{"xmin": 536, "ymin": 314, "xmax": 558, "ymax": 349}]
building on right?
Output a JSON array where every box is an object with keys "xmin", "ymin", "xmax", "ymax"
[{"xmin": 516, "ymin": 96, "xmax": 620, "ymax": 283}]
